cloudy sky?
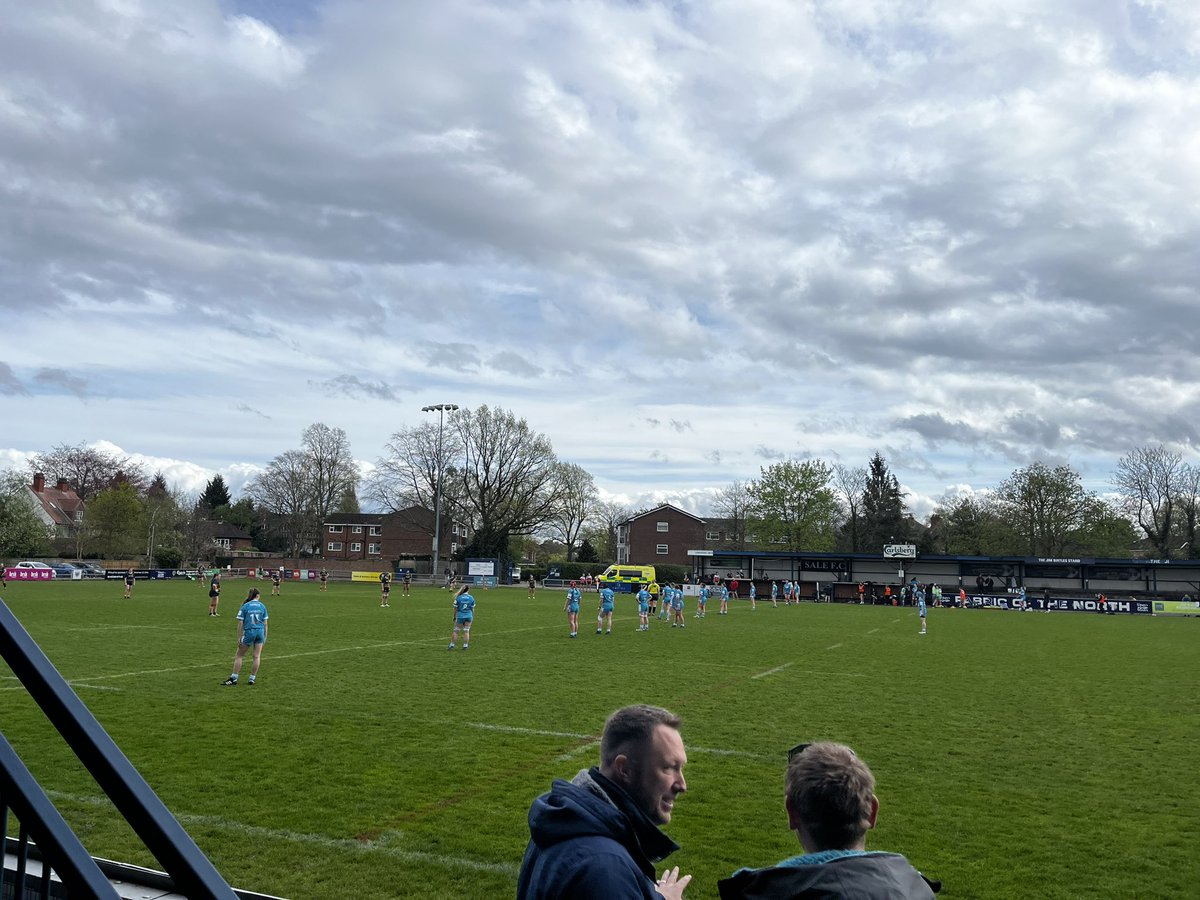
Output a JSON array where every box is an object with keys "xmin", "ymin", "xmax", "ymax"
[{"xmin": 3, "ymin": 0, "xmax": 1199, "ymax": 520}]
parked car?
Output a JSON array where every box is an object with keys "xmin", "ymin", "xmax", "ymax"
[
  {"xmin": 71, "ymin": 562, "xmax": 107, "ymax": 578},
  {"xmin": 49, "ymin": 562, "xmax": 82, "ymax": 579}
]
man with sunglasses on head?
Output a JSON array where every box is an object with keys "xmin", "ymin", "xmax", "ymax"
[
  {"xmin": 718, "ymin": 742, "xmax": 938, "ymax": 899},
  {"xmin": 518, "ymin": 704, "xmax": 692, "ymax": 899}
]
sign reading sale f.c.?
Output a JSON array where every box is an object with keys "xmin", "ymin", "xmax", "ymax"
[{"xmin": 882, "ymin": 544, "xmax": 917, "ymax": 558}]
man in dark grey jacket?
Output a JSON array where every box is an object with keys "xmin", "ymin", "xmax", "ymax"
[
  {"xmin": 718, "ymin": 742, "xmax": 938, "ymax": 899},
  {"xmin": 517, "ymin": 705, "xmax": 691, "ymax": 899}
]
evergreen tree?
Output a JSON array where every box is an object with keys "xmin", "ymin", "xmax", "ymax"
[
  {"xmin": 859, "ymin": 452, "xmax": 908, "ymax": 550},
  {"xmin": 199, "ymin": 474, "xmax": 232, "ymax": 511},
  {"xmin": 577, "ymin": 538, "xmax": 600, "ymax": 563},
  {"xmin": 147, "ymin": 471, "xmax": 170, "ymax": 499}
]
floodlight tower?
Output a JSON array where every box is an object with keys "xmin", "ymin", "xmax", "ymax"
[{"xmin": 422, "ymin": 403, "xmax": 459, "ymax": 584}]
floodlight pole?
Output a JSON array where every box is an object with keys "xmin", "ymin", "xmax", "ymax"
[{"xmin": 422, "ymin": 403, "xmax": 459, "ymax": 585}]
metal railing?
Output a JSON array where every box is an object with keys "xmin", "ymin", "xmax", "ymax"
[{"xmin": 0, "ymin": 598, "xmax": 239, "ymax": 898}]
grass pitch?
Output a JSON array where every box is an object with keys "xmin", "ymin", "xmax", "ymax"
[{"xmin": 0, "ymin": 578, "xmax": 1196, "ymax": 899}]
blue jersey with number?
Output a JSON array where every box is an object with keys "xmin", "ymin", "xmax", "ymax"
[
  {"xmin": 600, "ymin": 587, "xmax": 615, "ymax": 611},
  {"xmin": 454, "ymin": 593, "xmax": 475, "ymax": 619},
  {"xmin": 237, "ymin": 599, "xmax": 268, "ymax": 631},
  {"xmin": 672, "ymin": 588, "xmax": 684, "ymax": 610},
  {"xmin": 636, "ymin": 589, "xmax": 650, "ymax": 613}
]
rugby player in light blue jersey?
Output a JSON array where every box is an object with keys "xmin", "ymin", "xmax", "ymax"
[
  {"xmin": 671, "ymin": 584, "xmax": 686, "ymax": 628},
  {"xmin": 696, "ymin": 584, "xmax": 708, "ymax": 618},
  {"xmin": 449, "ymin": 585, "xmax": 476, "ymax": 650},
  {"xmin": 221, "ymin": 588, "xmax": 268, "ymax": 686},
  {"xmin": 564, "ymin": 581, "xmax": 581, "ymax": 638},
  {"xmin": 917, "ymin": 589, "xmax": 927, "ymax": 635},
  {"xmin": 719, "ymin": 584, "xmax": 730, "ymax": 615},
  {"xmin": 636, "ymin": 585, "xmax": 650, "ymax": 631},
  {"xmin": 597, "ymin": 585, "xmax": 615, "ymax": 635},
  {"xmin": 771, "ymin": 581, "xmax": 779, "ymax": 607},
  {"xmin": 749, "ymin": 581, "xmax": 757, "ymax": 611}
]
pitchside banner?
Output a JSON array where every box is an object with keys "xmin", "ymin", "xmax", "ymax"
[
  {"xmin": 964, "ymin": 594, "xmax": 1152, "ymax": 614},
  {"xmin": 1152, "ymin": 600, "xmax": 1200, "ymax": 616},
  {"xmin": 3, "ymin": 568, "xmax": 54, "ymax": 581}
]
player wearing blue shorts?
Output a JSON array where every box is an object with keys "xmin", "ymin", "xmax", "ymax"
[
  {"xmin": 597, "ymin": 586, "xmax": 615, "ymax": 635},
  {"xmin": 564, "ymin": 582, "xmax": 581, "ymax": 637},
  {"xmin": 719, "ymin": 584, "xmax": 730, "ymax": 615},
  {"xmin": 671, "ymin": 584, "xmax": 686, "ymax": 628},
  {"xmin": 749, "ymin": 581, "xmax": 757, "ymax": 610},
  {"xmin": 918, "ymin": 590, "xmax": 927, "ymax": 634},
  {"xmin": 449, "ymin": 585, "xmax": 476, "ymax": 650},
  {"xmin": 636, "ymin": 587, "xmax": 650, "ymax": 631},
  {"xmin": 696, "ymin": 584, "xmax": 708, "ymax": 618},
  {"xmin": 221, "ymin": 588, "xmax": 268, "ymax": 686}
]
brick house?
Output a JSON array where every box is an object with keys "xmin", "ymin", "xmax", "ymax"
[
  {"xmin": 321, "ymin": 507, "xmax": 469, "ymax": 562},
  {"xmin": 211, "ymin": 522, "xmax": 253, "ymax": 553},
  {"xmin": 26, "ymin": 473, "xmax": 84, "ymax": 536},
  {"xmin": 616, "ymin": 504, "xmax": 706, "ymax": 567}
]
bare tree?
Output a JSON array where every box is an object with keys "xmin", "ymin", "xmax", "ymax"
[
  {"xmin": 547, "ymin": 462, "xmax": 597, "ymax": 560},
  {"xmin": 302, "ymin": 423, "xmax": 360, "ymax": 525},
  {"xmin": 245, "ymin": 449, "xmax": 314, "ymax": 558},
  {"xmin": 365, "ymin": 421, "xmax": 465, "ymax": 529},
  {"xmin": 450, "ymin": 405, "xmax": 561, "ymax": 560},
  {"xmin": 591, "ymin": 500, "xmax": 634, "ymax": 561},
  {"xmin": 711, "ymin": 480, "xmax": 753, "ymax": 549},
  {"xmin": 30, "ymin": 443, "xmax": 148, "ymax": 501},
  {"xmin": 1113, "ymin": 445, "xmax": 1182, "ymax": 558},
  {"xmin": 832, "ymin": 464, "xmax": 868, "ymax": 551}
]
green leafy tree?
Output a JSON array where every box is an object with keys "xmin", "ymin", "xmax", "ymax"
[
  {"xmin": 199, "ymin": 474, "xmax": 232, "ymax": 511},
  {"xmin": 1074, "ymin": 497, "xmax": 1139, "ymax": 558},
  {"xmin": 991, "ymin": 462, "xmax": 1091, "ymax": 557},
  {"xmin": 747, "ymin": 459, "xmax": 839, "ymax": 552},
  {"xmin": 0, "ymin": 472, "xmax": 53, "ymax": 559},
  {"xmin": 88, "ymin": 483, "xmax": 144, "ymax": 559},
  {"xmin": 859, "ymin": 453, "xmax": 909, "ymax": 550},
  {"xmin": 576, "ymin": 538, "xmax": 600, "ymax": 563},
  {"xmin": 928, "ymin": 495, "xmax": 1014, "ymax": 556}
]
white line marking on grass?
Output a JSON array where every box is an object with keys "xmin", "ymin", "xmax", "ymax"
[
  {"xmin": 866, "ymin": 628, "xmax": 880, "ymax": 634},
  {"xmin": 826, "ymin": 643, "xmax": 843, "ymax": 650},
  {"xmin": 554, "ymin": 740, "xmax": 601, "ymax": 762},
  {"xmin": 467, "ymin": 722, "xmax": 774, "ymax": 762},
  {"xmin": 46, "ymin": 791, "xmax": 518, "ymax": 876},
  {"xmin": 68, "ymin": 683, "xmax": 122, "ymax": 692},
  {"xmin": 468, "ymin": 722, "xmax": 596, "ymax": 740},
  {"xmin": 751, "ymin": 662, "xmax": 794, "ymax": 680}
]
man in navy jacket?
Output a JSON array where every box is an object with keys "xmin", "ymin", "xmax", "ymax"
[{"xmin": 517, "ymin": 705, "xmax": 691, "ymax": 899}]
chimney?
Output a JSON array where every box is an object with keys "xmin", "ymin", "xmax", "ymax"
[
  {"xmin": 56, "ymin": 478, "xmax": 69, "ymax": 492},
  {"xmin": 33, "ymin": 473, "xmax": 45, "ymax": 493}
]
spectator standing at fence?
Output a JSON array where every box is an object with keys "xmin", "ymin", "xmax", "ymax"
[
  {"xmin": 448, "ymin": 584, "xmax": 475, "ymax": 650},
  {"xmin": 517, "ymin": 704, "xmax": 691, "ymax": 900},
  {"xmin": 221, "ymin": 588, "xmax": 268, "ymax": 687},
  {"xmin": 208, "ymin": 571, "xmax": 221, "ymax": 616},
  {"xmin": 717, "ymin": 742, "xmax": 938, "ymax": 899}
]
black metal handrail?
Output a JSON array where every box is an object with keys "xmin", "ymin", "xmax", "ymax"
[{"xmin": 0, "ymin": 597, "xmax": 238, "ymax": 898}]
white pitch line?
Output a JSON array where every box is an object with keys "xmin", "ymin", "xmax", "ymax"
[
  {"xmin": 826, "ymin": 643, "xmax": 843, "ymax": 650},
  {"xmin": 467, "ymin": 722, "xmax": 774, "ymax": 762},
  {"xmin": 553, "ymin": 740, "xmax": 601, "ymax": 763},
  {"xmin": 67, "ymin": 683, "xmax": 122, "ymax": 692},
  {"xmin": 866, "ymin": 628, "xmax": 880, "ymax": 634},
  {"xmin": 46, "ymin": 791, "xmax": 518, "ymax": 876},
  {"xmin": 750, "ymin": 662, "xmax": 794, "ymax": 680}
]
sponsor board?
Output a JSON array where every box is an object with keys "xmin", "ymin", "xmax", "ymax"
[
  {"xmin": 105, "ymin": 569, "xmax": 153, "ymax": 580},
  {"xmin": 466, "ymin": 559, "xmax": 497, "ymax": 577},
  {"xmin": 883, "ymin": 543, "xmax": 917, "ymax": 558},
  {"xmin": 3, "ymin": 568, "xmax": 54, "ymax": 581},
  {"xmin": 1152, "ymin": 600, "xmax": 1200, "ymax": 616},
  {"xmin": 801, "ymin": 559, "xmax": 849, "ymax": 572},
  {"xmin": 351, "ymin": 570, "xmax": 386, "ymax": 583},
  {"xmin": 962, "ymin": 594, "xmax": 1152, "ymax": 614}
]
